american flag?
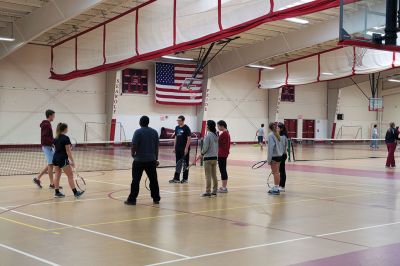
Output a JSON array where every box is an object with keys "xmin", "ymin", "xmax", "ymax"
[{"xmin": 155, "ymin": 62, "xmax": 203, "ymax": 105}]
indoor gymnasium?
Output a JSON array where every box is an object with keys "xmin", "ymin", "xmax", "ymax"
[{"xmin": 2, "ymin": 0, "xmax": 400, "ymax": 265}]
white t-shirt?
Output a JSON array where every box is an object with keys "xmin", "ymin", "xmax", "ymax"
[{"xmin": 257, "ymin": 128, "xmax": 265, "ymax": 137}]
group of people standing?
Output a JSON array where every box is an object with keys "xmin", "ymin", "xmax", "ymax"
[{"xmin": 125, "ymin": 115, "xmax": 231, "ymax": 205}]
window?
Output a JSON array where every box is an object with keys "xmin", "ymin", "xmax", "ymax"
[
  {"xmin": 122, "ymin": 68, "xmax": 148, "ymax": 94},
  {"xmin": 281, "ymin": 85, "xmax": 295, "ymax": 102}
]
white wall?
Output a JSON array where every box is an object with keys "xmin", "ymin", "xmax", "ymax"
[
  {"xmin": 207, "ymin": 68, "xmax": 268, "ymax": 142},
  {"xmin": 0, "ymin": 44, "xmax": 106, "ymax": 144},
  {"xmin": 335, "ymin": 81, "xmax": 377, "ymax": 139},
  {"xmin": 112, "ymin": 61, "xmax": 198, "ymax": 140},
  {"xmin": 271, "ymin": 82, "xmax": 328, "ymax": 138}
]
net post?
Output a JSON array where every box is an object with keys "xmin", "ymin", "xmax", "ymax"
[{"xmin": 287, "ymin": 138, "xmax": 292, "ymax": 162}]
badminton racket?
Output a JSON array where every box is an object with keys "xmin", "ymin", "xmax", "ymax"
[
  {"xmin": 251, "ymin": 160, "xmax": 268, "ymax": 169},
  {"xmin": 73, "ymin": 167, "xmax": 86, "ymax": 192}
]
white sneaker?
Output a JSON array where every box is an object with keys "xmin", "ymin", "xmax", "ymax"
[{"xmin": 279, "ymin": 186, "xmax": 285, "ymax": 192}]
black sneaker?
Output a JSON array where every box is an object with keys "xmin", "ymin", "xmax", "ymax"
[
  {"xmin": 124, "ymin": 200, "xmax": 136, "ymax": 205},
  {"xmin": 153, "ymin": 201, "xmax": 160, "ymax": 205},
  {"xmin": 33, "ymin": 178, "xmax": 42, "ymax": 189},
  {"xmin": 180, "ymin": 179, "xmax": 188, "ymax": 184},
  {"xmin": 54, "ymin": 192, "xmax": 65, "ymax": 198},
  {"xmin": 211, "ymin": 192, "xmax": 217, "ymax": 197},
  {"xmin": 49, "ymin": 184, "xmax": 63, "ymax": 189},
  {"xmin": 169, "ymin": 179, "xmax": 180, "ymax": 184},
  {"xmin": 201, "ymin": 192, "xmax": 212, "ymax": 197},
  {"xmin": 74, "ymin": 191, "xmax": 85, "ymax": 199}
]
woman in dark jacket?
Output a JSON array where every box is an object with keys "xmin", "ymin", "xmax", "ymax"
[{"xmin": 385, "ymin": 122, "xmax": 398, "ymax": 168}]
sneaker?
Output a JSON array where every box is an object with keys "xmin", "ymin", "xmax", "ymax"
[
  {"xmin": 153, "ymin": 201, "xmax": 160, "ymax": 205},
  {"xmin": 211, "ymin": 192, "xmax": 217, "ymax": 197},
  {"xmin": 217, "ymin": 187, "xmax": 228, "ymax": 193},
  {"xmin": 169, "ymin": 179, "xmax": 180, "ymax": 184},
  {"xmin": 268, "ymin": 188, "xmax": 280, "ymax": 195},
  {"xmin": 279, "ymin": 186, "xmax": 285, "ymax": 192},
  {"xmin": 180, "ymin": 179, "xmax": 188, "ymax": 184},
  {"xmin": 54, "ymin": 192, "xmax": 65, "ymax": 198},
  {"xmin": 49, "ymin": 184, "xmax": 63, "ymax": 189},
  {"xmin": 201, "ymin": 192, "xmax": 212, "ymax": 197},
  {"xmin": 74, "ymin": 191, "xmax": 85, "ymax": 199},
  {"xmin": 124, "ymin": 200, "xmax": 136, "ymax": 205},
  {"xmin": 33, "ymin": 178, "xmax": 42, "ymax": 189}
]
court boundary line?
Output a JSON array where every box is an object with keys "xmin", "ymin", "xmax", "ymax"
[
  {"xmin": 0, "ymin": 207, "xmax": 189, "ymax": 259},
  {"xmin": 0, "ymin": 243, "xmax": 60, "ymax": 266}
]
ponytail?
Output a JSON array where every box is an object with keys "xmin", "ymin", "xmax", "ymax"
[
  {"xmin": 207, "ymin": 120, "xmax": 217, "ymax": 136},
  {"xmin": 56, "ymin": 123, "xmax": 68, "ymax": 138},
  {"xmin": 269, "ymin": 122, "xmax": 280, "ymax": 141}
]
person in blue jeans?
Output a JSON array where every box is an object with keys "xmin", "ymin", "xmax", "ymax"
[
  {"xmin": 125, "ymin": 116, "xmax": 160, "ymax": 205},
  {"xmin": 370, "ymin": 124, "xmax": 379, "ymax": 150}
]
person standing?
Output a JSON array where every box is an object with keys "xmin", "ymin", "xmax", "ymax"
[
  {"xmin": 199, "ymin": 120, "xmax": 219, "ymax": 197},
  {"xmin": 125, "ymin": 116, "xmax": 160, "ymax": 205},
  {"xmin": 217, "ymin": 120, "xmax": 231, "ymax": 193},
  {"xmin": 385, "ymin": 122, "xmax": 398, "ymax": 168},
  {"xmin": 52, "ymin": 123, "xmax": 84, "ymax": 198},
  {"xmin": 33, "ymin": 109, "xmax": 58, "ymax": 189},
  {"xmin": 169, "ymin": 115, "xmax": 192, "ymax": 184},
  {"xmin": 370, "ymin": 124, "xmax": 379, "ymax": 150},
  {"xmin": 267, "ymin": 123, "xmax": 283, "ymax": 195},
  {"xmin": 278, "ymin": 123, "xmax": 288, "ymax": 192},
  {"xmin": 256, "ymin": 124, "xmax": 265, "ymax": 150}
]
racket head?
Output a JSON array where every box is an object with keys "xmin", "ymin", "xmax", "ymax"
[
  {"xmin": 74, "ymin": 171, "xmax": 86, "ymax": 192},
  {"xmin": 267, "ymin": 172, "xmax": 273, "ymax": 188},
  {"xmin": 252, "ymin": 160, "xmax": 268, "ymax": 169}
]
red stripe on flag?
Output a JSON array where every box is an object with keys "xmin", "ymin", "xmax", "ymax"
[
  {"xmin": 156, "ymin": 100, "xmax": 202, "ymax": 106},
  {"xmin": 156, "ymin": 94, "xmax": 203, "ymax": 99}
]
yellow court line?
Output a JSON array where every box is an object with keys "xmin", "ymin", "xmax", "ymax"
[
  {"xmin": 47, "ymin": 191, "xmax": 379, "ymax": 231},
  {"xmin": 0, "ymin": 216, "xmax": 48, "ymax": 231}
]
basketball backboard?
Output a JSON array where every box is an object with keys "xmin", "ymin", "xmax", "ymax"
[{"xmin": 339, "ymin": 0, "xmax": 400, "ymax": 52}]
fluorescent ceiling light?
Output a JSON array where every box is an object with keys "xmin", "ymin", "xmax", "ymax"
[
  {"xmin": 285, "ymin": 17, "xmax": 309, "ymax": 24},
  {"xmin": 388, "ymin": 78, "xmax": 400, "ymax": 83},
  {"xmin": 161, "ymin": 55, "xmax": 194, "ymax": 61},
  {"xmin": 247, "ymin": 64, "xmax": 275, "ymax": 70},
  {"xmin": 321, "ymin": 72, "xmax": 334, "ymax": 76},
  {"xmin": 0, "ymin": 36, "xmax": 15, "ymax": 42}
]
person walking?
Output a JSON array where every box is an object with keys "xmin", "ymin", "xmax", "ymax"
[
  {"xmin": 370, "ymin": 124, "xmax": 379, "ymax": 150},
  {"xmin": 256, "ymin": 124, "xmax": 266, "ymax": 150},
  {"xmin": 385, "ymin": 122, "xmax": 398, "ymax": 168},
  {"xmin": 125, "ymin": 116, "xmax": 160, "ymax": 205}
]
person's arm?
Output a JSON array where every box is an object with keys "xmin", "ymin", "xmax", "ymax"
[
  {"xmin": 155, "ymin": 135, "xmax": 159, "ymax": 161},
  {"xmin": 267, "ymin": 135, "xmax": 273, "ymax": 164},
  {"xmin": 66, "ymin": 144, "xmax": 75, "ymax": 167},
  {"xmin": 173, "ymin": 135, "xmax": 177, "ymax": 153},
  {"xmin": 184, "ymin": 127, "xmax": 191, "ymax": 155},
  {"xmin": 200, "ymin": 134, "xmax": 210, "ymax": 157},
  {"xmin": 131, "ymin": 131, "xmax": 138, "ymax": 158}
]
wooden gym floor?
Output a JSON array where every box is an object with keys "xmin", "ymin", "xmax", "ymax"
[{"xmin": 1, "ymin": 145, "xmax": 400, "ymax": 266}]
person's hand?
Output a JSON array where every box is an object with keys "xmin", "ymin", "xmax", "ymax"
[
  {"xmin": 184, "ymin": 148, "xmax": 189, "ymax": 155},
  {"xmin": 197, "ymin": 154, "xmax": 203, "ymax": 161}
]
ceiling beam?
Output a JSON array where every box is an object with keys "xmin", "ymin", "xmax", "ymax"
[
  {"xmin": 208, "ymin": 1, "xmax": 384, "ymax": 78},
  {"xmin": 0, "ymin": 0, "xmax": 104, "ymax": 60}
]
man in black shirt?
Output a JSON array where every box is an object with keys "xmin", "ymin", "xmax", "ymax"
[
  {"xmin": 169, "ymin": 115, "xmax": 191, "ymax": 184},
  {"xmin": 125, "ymin": 116, "xmax": 161, "ymax": 205}
]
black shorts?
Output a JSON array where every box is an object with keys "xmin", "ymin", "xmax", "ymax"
[
  {"xmin": 52, "ymin": 155, "xmax": 70, "ymax": 168},
  {"xmin": 271, "ymin": 156, "xmax": 282, "ymax": 163}
]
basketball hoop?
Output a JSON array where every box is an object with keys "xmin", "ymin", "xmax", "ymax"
[
  {"xmin": 180, "ymin": 77, "xmax": 203, "ymax": 100},
  {"xmin": 369, "ymin": 97, "xmax": 383, "ymax": 111},
  {"xmin": 346, "ymin": 47, "xmax": 368, "ymax": 68}
]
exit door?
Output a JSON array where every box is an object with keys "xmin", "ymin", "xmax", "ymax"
[
  {"xmin": 302, "ymin": 119, "xmax": 315, "ymax": 138},
  {"xmin": 284, "ymin": 119, "xmax": 297, "ymax": 138}
]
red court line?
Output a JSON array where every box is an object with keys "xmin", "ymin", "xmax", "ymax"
[{"xmin": 228, "ymin": 159, "xmax": 400, "ymax": 180}]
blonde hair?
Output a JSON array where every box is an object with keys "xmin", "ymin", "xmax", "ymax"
[
  {"xmin": 56, "ymin": 123, "xmax": 68, "ymax": 138},
  {"xmin": 269, "ymin": 122, "xmax": 280, "ymax": 141}
]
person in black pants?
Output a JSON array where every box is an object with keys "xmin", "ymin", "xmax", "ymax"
[
  {"xmin": 278, "ymin": 123, "xmax": 288, "ymax": 192},
  {"xmin": 125, "ymin": 116, "xmax": 160, "ymax": 205},
  {"xmin": 169, "ymin": 115, "xmax": 192, "ymax": 184}
]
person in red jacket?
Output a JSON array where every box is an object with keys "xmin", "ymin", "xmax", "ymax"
[
  {"xmin": 217, "ymin": 120, "xmax": 231, "ymax": 193},
  {"xmin": 33, "ymin": 110, "xmax": 58, "ymax": 189}
]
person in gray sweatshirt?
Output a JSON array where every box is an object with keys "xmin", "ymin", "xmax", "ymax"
[
  {"xmin": 198, "ymin": 120, "xmax": 219, "ymax": 197},
  {"xmin": 267, "ymin": 122, "xmax": 283, "ymax": 195}
]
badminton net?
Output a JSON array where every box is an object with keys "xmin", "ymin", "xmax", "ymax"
[
  {"xmin": 290, "ymin": 138, "xmax": 388, "ymax": 161},
  {"xmin": 0, "ymin": 138, "xmax": 199, "ymax": 176}
]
